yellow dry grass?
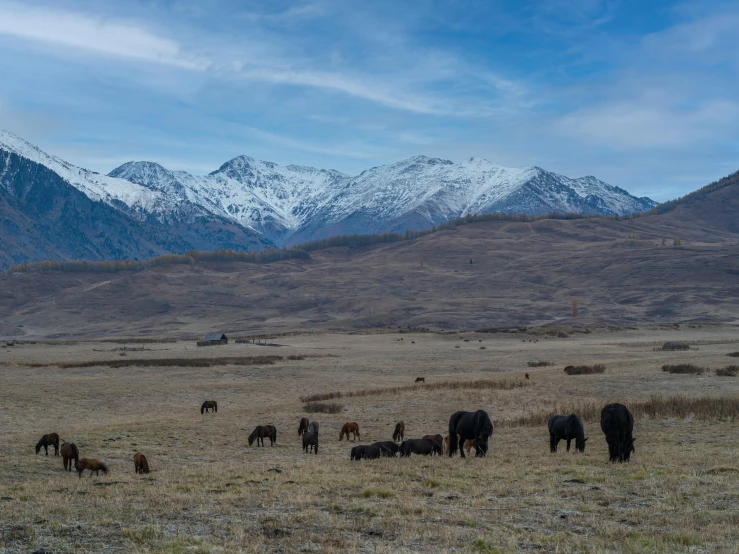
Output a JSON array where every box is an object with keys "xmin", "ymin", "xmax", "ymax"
[{"xmin": 2, "ymin": 326, "xmax": 739, "ymax": 552}]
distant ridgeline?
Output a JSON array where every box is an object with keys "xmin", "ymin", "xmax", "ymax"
[
  {"xmin": 2, "ymin": 210, "xmax": 620, "ymax": 276},
  {"xmin": 638, "ymin": 169, "xmax": 739, "ymax": 217}
]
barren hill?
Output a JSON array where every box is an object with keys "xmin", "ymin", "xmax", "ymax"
[{"xmin": 1, "ymin": 171, "xmax": 737, "ymax": 339}]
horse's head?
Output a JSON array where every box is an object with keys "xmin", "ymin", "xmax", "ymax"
[
  {"xmin": 35, "ymin": 440, "xmax": 42, "ymax": 454},
  {"xmin": 475, "ymin": 434, "xmax": 490, "ymax": 456},
  {"xmin": 623, "ymin": 437, "xmax": 635, "ymax": 461},
  {"xmin": 576, "ymin": 436, "xmax": 588, "ymax": 453},
  {"xmin": 248, "ymin": 432, "xmax": 255, "ymax": 446}
]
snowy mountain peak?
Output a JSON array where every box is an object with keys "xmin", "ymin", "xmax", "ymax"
[{"xmin": 0, "ymin": 131, "xmax": 657, "ymax": 249}]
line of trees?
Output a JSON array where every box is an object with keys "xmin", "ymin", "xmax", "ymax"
[{"xmin": 1, "ymin": 207, "xmax": 648, "ymax": 277}]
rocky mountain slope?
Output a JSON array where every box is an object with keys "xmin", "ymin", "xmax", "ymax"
[{"xmin": 0, "ymin": 130, "xmax": 656, "ymax": 265}]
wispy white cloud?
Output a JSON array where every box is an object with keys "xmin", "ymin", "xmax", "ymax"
[
  {"xmin": 554, "ymin": 99, "xmax": 739, "ymax": 149},
  {"xmin": 0, "ymin": 2, "xmax": 208, "ymax": 70},
  {"xmin": 0, "ymin": 2, "xmax": 521, "ymax": 117}
]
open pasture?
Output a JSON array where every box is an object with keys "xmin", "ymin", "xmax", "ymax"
[{"xmin": 2, "ymin": 325, "xmax": 739, "ymax": 553}]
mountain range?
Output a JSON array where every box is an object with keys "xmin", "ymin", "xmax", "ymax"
[{"xmin": 0, "ymin": 130, "xmax": 657, "ymax": 267}]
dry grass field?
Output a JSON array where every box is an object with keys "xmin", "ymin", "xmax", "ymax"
[{"xmin": 2, "ymin": 325, "xmax": 739, "ymax": 553}]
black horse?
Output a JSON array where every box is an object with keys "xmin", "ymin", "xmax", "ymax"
[
  {"xmin": 399, "ymin": 438, "xmax": 442, "ymax": 457},
  {"xmin": 36, "ymin": 433, "xmax": 60, "ymax": 456},
  {"xmin": 350, "ymin": 445, "xmax": 382, "ymax": 460},
  {"xmin": 248, "ymin": 425, "xmax": 277, "ymax": 447},
  {"xmin": 308, "ymin": 421, "xmax": 319, "ymax": 437},
  {"xmin": 302, "ymin": 431, "xmax": 318, "ymax": 454},
  {"xmin": 448, "ymin": 410, "xmax": 493, "ymax": 457},
  {"xmin": 548, "ymin": 414, "xmax": 588, "ymax": 453},
  {"xmin": 201, "ymin": 401, "xmax": 217, "ymax": 414},
  {"xmin": 372, "ymin": 441, "xmax": 399, "ymax": 456},
  {"xmin": 600, "ymin": 403, "xmax": 635, "ymax": 462}
]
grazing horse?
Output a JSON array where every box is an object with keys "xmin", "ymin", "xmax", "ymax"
[
  {"xmin": 308, "ymin": 421, "xmax": 319, "ymax": 437},
  {"xmin": 298, "ymin": 417, "xmax": 310, "ymax": 436},
  {"xmin": 35, "ymin": 433, "xmax": 60, "ymax": 456},
  {"xmin": 60, "ymin": 443, "xmax": 79, "ymax": 471},
  {"xmin": 422, "ymin": 434, "xmax": 444, "ymax": 453},
  {"xmin": 372, "ymin": 441, "xmax": 399, "ymax": 456},
  {"xmin": 350, "ymin": 445, "xmax": 381, "ymax": 460},
  {"xmin": 548, "ymin": 414, "xmax": 588, "ymax": 453},
  {"xmin": 134, "ymin": 452, "xmax": 150, "ymax": 474},
  {"xmin": 399, "ymin": 439, "xmax": 442, "ymax": 457},
  {"xmin": 302, "ymin": 431, "xmax": 318, "ymax": 454},
  {"xmin": 75, "ymin": 458, "xmax": 109, "ymax": 478},
  {"xmin": 600, "ymin": 403, "xmax": 635, "ymax": 462},
  {"xmin": 415, "ymin": 377, "xmax": 425, "ymax": 383},
  {"xmin": 339, "ymin": 422, "xmax": 360, "ymax": 442},
  {"xmin": 201, "ymin": 401, "xmax": 218, "ymax": 414},
  {"xmin": 393, "ymin": 422, "xmax": 405, "ymax": 442},
  {"xmin": 248, "ymin": 425, "xmax": 277, "ymax": 447},
  {"xmin": 448, "ymin": 410, "xmax": 493, "ymax": 458}
]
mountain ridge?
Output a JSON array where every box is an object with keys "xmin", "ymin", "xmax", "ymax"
[{"xmin": 0, "ymin": 130, "xmax": 657, "ymax": 262}]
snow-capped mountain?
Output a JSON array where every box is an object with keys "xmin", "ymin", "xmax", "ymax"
[
  {"xmin": 1, "ymin": 130, "xmax": 656, "ymax": 251},
  {"xmin": 111, "ymin": 151, "xmax": 656, "ymax": 245}
]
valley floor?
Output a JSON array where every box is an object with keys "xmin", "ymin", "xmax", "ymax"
[{"xmin": 1, "ymin": 325, "xmax": 739, "ymax": 553}]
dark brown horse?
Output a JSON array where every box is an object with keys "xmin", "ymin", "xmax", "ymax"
[
  {"xmin": 201, "ymin": 400, "xmax": 217, "ymax": 414},
  {"xmin": 298, "ymin": 417, "xmax": 310, "ymax": 436},
  {"xmin": 134, "ymin": 452, "xmax": 150, "ymax": 474},
  {"xmin": 393, "ymin": 422, "xmax": 405, "ymax": 442},
  {"xmin": 248, "ymin": 425, "xmax": 277, "ymax": 447},
  {"xmin": 60, "ymin": 443, "xmax": 79, "ymax": 471},
  {"xmin": 415, "ymin": 377, "xmax": 425, "ymax": 383},
  {"xmin": 339, "ymin": 422, "xmax": 360, "ymax": 441},
  {"xmin": 422, "ymin": 434, "xmax": 444, "ymax": 452},
  {"xmin": 76, "ymin": 458, "xmax": 109, "ymax": 478},
  {"xmin": 36, "ymin": 433, "xmax": 60, "ymax": 456}
]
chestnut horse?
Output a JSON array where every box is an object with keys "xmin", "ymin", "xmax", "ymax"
[
  {"xmin": 134, "ymin": 452, "xmax": 150, "ymax": 474},
  {"xmin": 76, "ymin": 458, "xmax": 109, "ymax": 478},
  {"xmin": 298, "ymin": 417, "xmax": 310, "ymax": 436},
  {"xmin": 339, "ymin": 422, "xmax": 360, "ymax": 442},
  {"xmin": 35, "ymin": 433, "xmax": 60, "ymax": 456},
  {"xmin": 201, "ymin": 401, "xmax": 217, "ymax": 414},
  {"xmin": 422, "ymin": 434, "xmax": 444, "ymax": 453},
  {"xmin": 248, "ymin": 425, "xmax": 277, "ymax": 447},
  {"xmin": 393, "ymin": 422, "xmax": 405, "ymax": 442},
  {"xmin": 60, "ymin": 443, "xmax": 79, "ymax": 471}
]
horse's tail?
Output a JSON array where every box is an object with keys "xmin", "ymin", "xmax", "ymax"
[
  {"xmin": 271, "ymin": 427, "xmax": 277, "ymax": 443},
  {"xmin": 448, "ymin": 420, "xmax": 459, "ymax": 456},
  {"xmin": 71, "ymin": 443, "xmax": 79, "ymax": 463}
]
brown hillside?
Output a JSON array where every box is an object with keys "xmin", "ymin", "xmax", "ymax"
[{"xmin": 1, "ymin": 177, "xmax": 738, "ymax": 338}]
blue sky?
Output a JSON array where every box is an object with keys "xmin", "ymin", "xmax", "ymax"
[{"xmin": 0, "ymin": 0, "xmax": 736, "ymax": 201}]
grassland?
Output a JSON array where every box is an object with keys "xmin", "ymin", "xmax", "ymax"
[{"xmin": 2, "ymin": 325, "xmax": 739, "ymax": 552}]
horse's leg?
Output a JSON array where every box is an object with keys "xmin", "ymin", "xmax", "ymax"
[
  {"xmin": 44, "ymin": 445, "xmax": 48, "ymax": 456},
  {"xmin": 459, "ymin": 438, "xmax": 466, "ymax": 459},
  {"xmin": 549, "ymin": 434, "xmax": 556, "ymax": 453}
]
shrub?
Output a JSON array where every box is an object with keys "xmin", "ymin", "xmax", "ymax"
[
  {"xmin": 24, "ymin": 356, "xmax": 284, "ymax": 369},
  {"xmin": 661, "ymin": 342, "xmax": 690, "ymax": 351},
  {"xmin": 503, "ymin": 395, "xmax": 739, "ymax": 427},
  {"xmin": 303, "ymin": 402, "xmax": 344, "ymax": 414},
  {"xmin": 528, "ymin": 361, "xmax": 553, "ymax": 367},
  {"xmin": 564, "ymin": 365, "xmax": 606, "ymax": 375},
  {"xmin": 662, "ymin": 364, "xmax": 705, "ymax": 375},
  {"xmin": 300, "ymin": 378, "xmax": 529, "ymax": 403},
  {"xmin": 716, "ymin": 366, "xmax": 739, "ymax": 377}
]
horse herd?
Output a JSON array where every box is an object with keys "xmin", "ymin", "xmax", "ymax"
[{"xmin": 34, "ymin": 401, "xmax": 635, "ymax": 478}]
